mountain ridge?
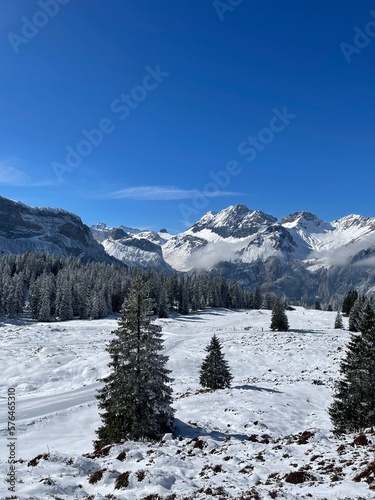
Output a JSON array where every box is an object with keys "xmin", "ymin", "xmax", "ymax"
[
  {"xmin": 0, "ymin": 196, "xmax": 111, "ymax": 262},
  {"xmin": 0, "ymin": 195, "xmax": 375, "ymax": 303},
  {"xmin": 91, "ymin": 204, "xmax": 375, "ymax": 303}
]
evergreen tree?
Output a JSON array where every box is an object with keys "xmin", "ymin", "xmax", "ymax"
[
  {"xmin": 253, "ymin": 286, "xmax": 263, "ymax": 309},
  {"xmin": 178, "ymin": 277, "xmax": 190, "ymax": 315},
  {"xmin": 334, "ymin": 311, "xmax": 344, "ymax": 329},
  {"xmin": 342, "ymin": 290, "xmax": 358, "ymax": 315},
  {"xmin": 37, "ymin": 273, "xmax": 54, "ymax": 321},
  {"xmin": 359, "ymin": 299, "xmax": 375, "ymax": 333},
  {"xmin": 314, "ymin": 300, "xmax": 322, "ymax": 310},
  {"xmin": 262, "ymin": 292, "xmax": 277, "ymax": 310},
  {"xmin": 348, "ymin": 295, "xmax": 366, "ymax": 332},
  {"xmin": 329, "ymin": 301, "xmax": 375, "ymax": 433},
  {"xmin": 199, "ymin": 334, "xmax": 233, "ymax": 390},
  {"xmin": 270, "ymin": 299, "xmax": 289, "ymax": 332},
  {"xmin": 158, "ymin": 285, "xmax": 169, "ymax": 319},
  {"xmin": 95, "ymin": 277, "xmax": 174, "ymax": 449}
]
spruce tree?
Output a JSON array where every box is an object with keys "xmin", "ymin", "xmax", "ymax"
[
  {"xmin": 334, "ymin": 311, "xmax": 344, "ymax": 329},
  {"xmin": 329, "ymin": 305, "xmax": 375, "ymax": 433},
  {"xmin": 270, "ymin": 299, "xmax": 289, "ymax": 332},
  {"xmin": 95, "ymin": 277, "xmax": 174, "ymax": 449},
  {"xmin": 349, "ymin": 296, "xmax": 365, "ymax": 332},
  {"xmin": 359, "ymin": 299, "xmax": 375, "ymax": 333},
  {"xmin": 314, "ymin": 300, "xmax": 322, "ymax": 310},
  {"xmin": 200, "ymin": 334, "xmax": 233, "ymax": 390},
  {"xmin": 342, "ymin": 290, "xmax": 358, "ymax": 315},
  {"xmin": 253, "ymin": 286, "xmax": 263, "ymax": 309}
]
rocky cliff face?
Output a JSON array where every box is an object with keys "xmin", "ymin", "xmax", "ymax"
[{"xmin": 0, "ymin": 197, "xmax": 110, "ymax": 262}]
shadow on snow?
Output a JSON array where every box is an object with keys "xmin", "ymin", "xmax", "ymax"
[
  {"xmin": 233, "ymin": 384, "xmax": 282, "ymax": 394},
  {"xmin": 173, "ymin": 418, "xmax": 250, "ymax": 442}
]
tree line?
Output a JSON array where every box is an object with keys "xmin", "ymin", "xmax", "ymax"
[{"xmin": 0, "ymin": 252, "xmax": 264, "ymax": 321}]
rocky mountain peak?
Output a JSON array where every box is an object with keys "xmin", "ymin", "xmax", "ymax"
[
  {"xmin": 281, "ymin": 211, "xmax": 322, "ymax": 226},
  {"xmin": 0, "ymin": 196, "xmax": 109, "ymax": 262},
  {"xmin": 336, "ymin": 214, "xmax": 375, "ymax": 230},
  {"xmin": 110, "ymin": 228, "xmax": 128, "ymax": 240},
  {"xmin": 189, "ymin": 204, "xmax": 277, "ymax": 238}
]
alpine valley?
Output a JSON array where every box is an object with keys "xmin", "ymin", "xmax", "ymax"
[{"xmin": 1, "ymin": 196, "xmax": 375, "ymax": 304}]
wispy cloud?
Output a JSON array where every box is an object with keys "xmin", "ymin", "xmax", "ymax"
[
  {"xmin": 106, "ymin": 185, "xmax": 240, "ymax": 201},
  {"xmin": 0, "ymin": 160, "xmax": 57, "ymax": 187},
  {"xmin": 0, "ymin": 162, "xmax": 30, "ymax": 186}
]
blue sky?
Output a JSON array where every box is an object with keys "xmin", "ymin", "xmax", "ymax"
[{"xmin": 1, "ymin": 1, "xmax": 375, "ymax": 233}]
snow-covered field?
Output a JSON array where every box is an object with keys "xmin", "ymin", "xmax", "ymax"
[{"xmin": 1, "ymin": 308, "xmax": 375, "ymax": 499}]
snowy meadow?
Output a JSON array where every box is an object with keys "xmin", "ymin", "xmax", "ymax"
[{"xmin": 1, "ymin": 308, "xmax": 375, "ymax": 499}]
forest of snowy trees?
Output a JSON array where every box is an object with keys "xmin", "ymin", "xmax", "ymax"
[{"xmin": 0, "ymin": 252, "xmax": 268, "ymax": 321}]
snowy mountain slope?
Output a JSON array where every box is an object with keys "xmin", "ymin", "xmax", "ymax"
[
  {"xmin": 97, "ymin": 226, "xmax": 174, "ymax": 271},
  {"xmin": 92, "ymin": 205, "xmax": 375, "ymax": 273},
  {"xmin": 0, "ymin": 196, "xmax": 110, "ymax": 262},
  {"xmin": 1, "ymin": 309, "xmax": 375, "ymax": 499},
  {"xmin": 92, "ymin": 205, "xmax": 375, "ymax": 271},
  {"xmin": 91, "ymin": 222, "xmax": 142, "ymax": 243},
  {"xmin": 92, "ymin": 205, "xmax": 375, "ymax": 302},
  {"xmin": 164, "ymin": 206, "xmax": 375, "ymax": 272},
  {"xmin": 102, "ymin": 236, "xmax": 173, "ymax": 272}
]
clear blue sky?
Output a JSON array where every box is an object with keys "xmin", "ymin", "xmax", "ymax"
[{"xmin": 1, "ymin": 0, "xmax": 375, "ymax": 233}]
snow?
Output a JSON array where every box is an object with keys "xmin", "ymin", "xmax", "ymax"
[
  {"xmin": 1, "ymin": 309, "xmax": 375, "ymax": 499},
  {"xmin": 92, "ymin": 206, "xmax": 375, "ymax": 274},
  {"xmin": 162, "ymin": 208, "xmax": 375, "ymax": 271}
]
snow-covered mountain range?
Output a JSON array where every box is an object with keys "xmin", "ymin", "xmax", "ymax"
[
  {"xmin": 92, "ymin": 204, "xmax": 375, "ymax": 303},
  {"xmin": 1, "ymin": 194, "xmax": 375, "ymax": 302}
]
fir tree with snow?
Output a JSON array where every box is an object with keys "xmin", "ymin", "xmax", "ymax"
[
  {"xmin": 315, "ymin": 300, "xmax": 322, "ymax": 310},
  {"xmin": 270, "ymin": 299, "xmax": 289, "ymax": 332},
  {"xmin": 348, "ymin": 295, "xmax": 365, "ymax": 332},
  {"xmin": 199, "ymin": 334, "xmax": 233, "ymax": 390},
  {"xmin": 253, "ymin": 286, "xmax": 263, "ymax": 309},
  {"xmin": 329, "ymin": 300, "xmax": 375, "ymax": 433},
  {"xmin": 95, "ymin": 277, "xmax": 174, "ymax": 449},
  {"xmin": 334, "ymin": 311, "xmax": 344, "ymax": 329},
  {"xmin": 342, "ymin": 289, "xmax": 358, "ymax": 315}
]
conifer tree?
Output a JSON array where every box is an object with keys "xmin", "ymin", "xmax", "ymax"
[
  {"xmin": 199, "ymin": 334, "xmax": 233, "ymax": 390},
  {"xmin": 270, "ymin": 299, "xmax": 289, "ymax": 332},
  {"xmin": 38, "ymin": 273, "xmax": 54, "ymax": 321},
  {"xmin": 349, "ymin": 295, "xmax": 365, "ymax": 332},
  {"xmin": 342, "ymin": 290, "xmax": 358, "ymax": 315},
  {"xmin": 95, "ymin": 277, "xmax": 174, "ymax": 449},
  {"xmin": 334, "ymin": 311, "xmax": 344, "ymax": 329},
  {"xmin": 157, "ymin": 282, "xmax": 169, "ymax": 319},
  {"xmin": 253, "ymin": 286, "xmax": 263, "ymax": 309},
  {"xmin": 314, "ymin": 300, "xmax": 322, "ymax": 310},
  {"xmin": 178, "ymin": 277, "xmax": 190, "ymax": 315},
  {"xmin": 359, "ymin": 299, "xmax": 375, "ymax": 333},
  {"xmin": 329, "ymin": 301, "xmax": 375, "ymax": 433}
]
